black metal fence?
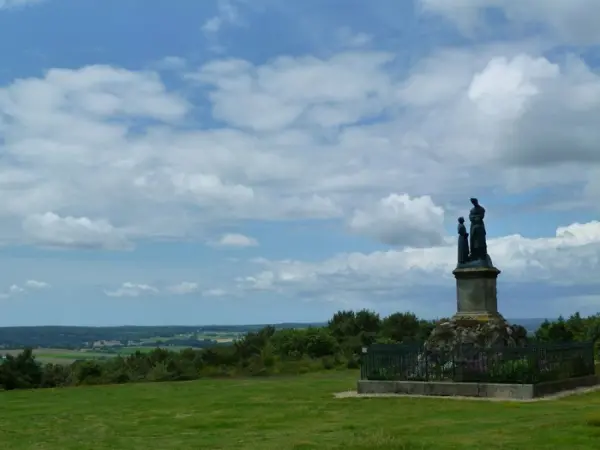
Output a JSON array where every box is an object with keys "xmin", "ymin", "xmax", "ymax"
[{"xmin": 360, "ymin": 341, "xmax": 596, "ymax": 384}]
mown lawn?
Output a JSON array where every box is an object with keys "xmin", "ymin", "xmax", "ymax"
[{"xmin": 1, "ymin": 371, "xmax": 600, "ymax": 449}]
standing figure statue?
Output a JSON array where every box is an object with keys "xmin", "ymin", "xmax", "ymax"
[
  {"xmin": 468, "ymin": 198, "xmax": 487, "ymax": 261},
  {"xmin": 457, "ymin": 217, "xmax": 469, "ymax": 265}
]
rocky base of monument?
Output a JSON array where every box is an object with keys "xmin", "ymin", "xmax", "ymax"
[{"xmin": 424, "ymin": 316, "xmax": 529, "ymax": 353}]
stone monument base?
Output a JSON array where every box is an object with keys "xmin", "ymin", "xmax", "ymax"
[
  {"xmin": 425, "ymin": 315, "xmax": 528, "ymax": 352},
  {"xmin": 423, "ymin": 263, "xmax": 529, "ymax": 351},
  {"xmin": 453, "ymin": 266, "xmax": 501, "ymax": 320},
  {"xmin": 451, "ymin": 311, "xmax": 506, "ymax": 325},
  {"xmin": 356, "ymin": 375, "xmax": 599, "ymax": 400}
]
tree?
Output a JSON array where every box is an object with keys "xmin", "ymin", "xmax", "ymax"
[
  {"xmin": 0, "ymin": 348, "xmax": 43, "ymax": 390},
  {"xmin": 234, "ymin": 326, "xmax": 276, "ymax": 360},
  {"xmin": 535, "ymin": 317, "xmax": 575, "ymax": 343},
  {"xmin": 381, "ymin": 312, "xmax": 420, "ymax": 343},
  {"xmin": 328, "ymin": 310, "xmax": 357, "ymax": 341},
  {"xmin": 304, "ymin": 328, "xmax": 339, "ymax": 358},
  {"xmin": 566, "ymin": 312, "xmax": 586, "ymax": 341},
  {"xmin": 354, "ymin": 310, "xmax": 381, "ymax": 335}
]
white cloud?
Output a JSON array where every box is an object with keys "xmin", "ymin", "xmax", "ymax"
[
  {"xmin": 190, "ymin": 51, "xmax": 396, "ymax": 131},
  {"xmin": 169, "ymin": 172, "xmax": 255, "ymax": 205},
  {"xmin": 387, "ymin": 46, "xmax": 600, "ymax": 199},
  {"xmin": 8, "ymin": 284, "xmax": 23, "ymax": 294},
  {"xmin": 0, "ymin": 49, "xmax": 513, "ymax": 254},
  {"xmin": 0, "ymin": 45, "xmax": 595, "ymax": 258},
  {"xmin": 202, "ymin": 0, "xmax": 240, "ymax": 35},
  {"xmin": 239, "ymin": 270, "xmax": 276, "ymax": 291},
  {"xmin": 0, "ymin": 0, "xmax": 44, "ymax": 10},
  {"xmin": 167, "ymin": 281, "xmax": 199, "ymax": 295},
  {"xmin": 153, "ymin": 56, "xmax": 187, "ymax": 71},
  {"xmin": 1, "ymin": 65, "xmax": 188, "ymax": 123},
  {"xmin": 349, "ymin": 194, "xmax": 445, "ymax": 247},
  {"xmin": 0, "ymin": 43, "xmax": 597, "ymax": 257},
  {"xmin": 202, "ymin": 16, "xmax": 223, "ymax": 34},
  {"xmin": 106, "ymin": 281, "xmax": 207, "ymax": 297},
  {"xmin": 201, "ymin": 0, "xmax": 244, "ymax": 53},
  {"xmin": 3, "ymin": 1, "xmax": 600, "ymax": 323},
  {"xmin": 467, "ymin": 55, "xmax": 558, "ymax": 119},
  {"xmin": 420, "ymin": 0, "xmax": 600, "ymax": 44},
  {"xmin": 2, "ymin": 10, "xmax": 600, "ymax": 317},
  {"xmin": 235, "ymin": 220, "xmax": 600, "ymax": 313},
  {"xmin": 211, "ymin": 233, "xmax": 258, "ymax": 248},
  {"xmin": 202, "ymin": 288, "xmax": 227, "ymax": 297},
  {"xmin": 0, "ymin": 64, "xmax": 197, "ymax": 247},
  {"xmin": 105, "ymin": 282, "xmax": 159, "ymax": 298},
  {"xmin": 25, "ymin": 279, "xmax": 50, "ymax": 289},
  {"xmin": 335, "ymin": 27, "xmax": 372, "ymax": 48},
  {"xmin": 22, "ymin": 212, "xmax": 131, "ymax": 250},
  {"xmin": 462, "ymin": 54, "xmax": 596, "ymax": 168},
  {"xmin": 0, "ymin": 279, "xmax": 49, "ymax": 299}
]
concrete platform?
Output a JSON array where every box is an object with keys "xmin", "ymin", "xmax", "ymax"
[{"xmin": 357, "ymin": 375, "xmax": 599, "ymax": 400}]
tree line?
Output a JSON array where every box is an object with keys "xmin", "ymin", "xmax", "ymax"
[
  {"xmin": 0, "ymin": 324, "xmax": 316, "ymax": 349},
  {"xmin": 1, "ymin": 310, "xmax": 598, "ymax": 391}
]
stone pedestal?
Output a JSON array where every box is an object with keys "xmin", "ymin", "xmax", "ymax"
[
  {"xmin": 425, "ymin": 264, "xmax": 528, "ymax": 352},
  {"xmin": 452, "ymin": 266, "xmax": 504, "ymax": 324}
]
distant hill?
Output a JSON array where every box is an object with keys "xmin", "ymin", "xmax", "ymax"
[
  {"xmin": 0, "ymin": 319, "xmax": 547, "ymax": 349},
  {"xmin": 0, "ymin": 323, "xmax": 330, "ymax": 349}
]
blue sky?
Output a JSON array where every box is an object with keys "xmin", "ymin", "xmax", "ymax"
[{"xmin": 1, "ymin": 0, "xmax": 600, "ymax": 326}]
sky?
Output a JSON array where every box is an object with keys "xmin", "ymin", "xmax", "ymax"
[{"xmin": 1, "ymin": 0, "xmax": 600, "ymax": 326}]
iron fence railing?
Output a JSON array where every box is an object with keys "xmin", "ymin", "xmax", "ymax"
[{"xmin": 360, "ymin": 341, "xmax": 596, "ymax": 384}]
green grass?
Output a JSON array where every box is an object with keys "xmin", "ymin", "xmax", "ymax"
[
  {"xmin": 2, "ymin": 371, "xmax": 600, "ymax": 449},
  {"xmin": 2, "ymin": 349, "xmax": 115, "ymax": 365},
  {"xmin": 112, "ymin": 346, "xmax": 157, "ymax": 355}
]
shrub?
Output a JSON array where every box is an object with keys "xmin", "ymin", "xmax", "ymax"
[
  {"xmin": 1, "ymin": 309, "xmax": 597, "ymax": 393},
  {"xmin": 146, "ymin": 361, "xmax": 173, "ymax": 382},
  {"xmin": 321, "ymin": 356, "xmax": 336, "ymax": 370}
]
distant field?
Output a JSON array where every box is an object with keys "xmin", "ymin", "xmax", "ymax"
[
  {"xmin": 2, "ymin": 371, "xmax": 600, "ymax": 449},
  {"xmin": 1, "ymin": 347, "xmax": 197, "ymax": 365},
  {"xmin": 140, "ymin": 333, "xmax": 239, "ymax": 344},
  {"xmin": 1, "ymin": 349, "xmax": 111, "ymax": 365}
]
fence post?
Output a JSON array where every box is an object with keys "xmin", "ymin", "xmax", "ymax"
[
  {"xmin": 533, "ymin": 344, "xmax": 539, "ymax": 384},
  {"xmin": 451, "ymin": 349, "xmax": 455, "ymax": 382},
  {"xmin": 424, "ymin": 347, "xmax": 429, "ymax": 382},
  {"xmin": 588, "ymin": 341, "xmax": 595, "ymax": 376},
  {"xmin": 360, "ymin": 346, "xmax": 368, "ymax": 380}
]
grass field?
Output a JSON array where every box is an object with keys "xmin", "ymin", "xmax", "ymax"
[
  {"xmin": 2, "ymin": 347, "xmax": 193, "ymax": 365},
  {"xmin": 1, "ymin": 349, "xmax": 113, "ymax": 365},
  {"xmin": 141, "ymin": 332, "xmax": 239, "ymax": 344},
  {"xmin": 2, "ymin": 371, "xmax": 600, "ymax": 449}
]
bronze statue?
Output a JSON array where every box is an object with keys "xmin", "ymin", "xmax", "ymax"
[
  {"xmin": 468, "ymin": 198, "xmax": 487, "ymax": 261},
  {"xmin": 456, "ymin": 198, "xmax": 493, "ymax": 268},
  {"xmin": 457, "ymin": 217, "xmax": 469, "ymax": 264}
]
